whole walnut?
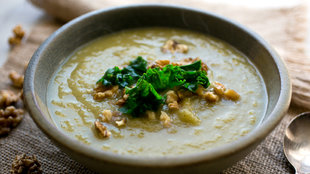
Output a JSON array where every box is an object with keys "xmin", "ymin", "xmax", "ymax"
[
  {"xmin": 9, "ymin": 71, "xmax": 24, "ymax": 88},
  {"xmin": 0, "ymin": 106, "xmax": 24, "ymax": 136},
  {"xmin": 11, "ymin": 154, "xmax": 42, "ymax": 174},
  {"xmin": 0, "ymin": 90, "xmax": 20, "ymax": 108}
]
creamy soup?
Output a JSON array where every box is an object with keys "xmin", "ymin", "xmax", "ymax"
[{"xmin": 47, "ymin": 27, "xmax": 267, "ymax": 156}]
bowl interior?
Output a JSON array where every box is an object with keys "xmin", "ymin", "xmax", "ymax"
[{"xmin": 25, "ymin": 4, "xmax": 290, "ymax": 167}]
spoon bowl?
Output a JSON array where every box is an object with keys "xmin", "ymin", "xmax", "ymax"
[{"xmin": 284, "ymin": 112, "xmax": 310, "ymax": 174}]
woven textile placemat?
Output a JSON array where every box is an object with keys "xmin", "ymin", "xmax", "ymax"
[{"xmin": 0, "ymin": 1, "xmax": 309, "ymax": 173}]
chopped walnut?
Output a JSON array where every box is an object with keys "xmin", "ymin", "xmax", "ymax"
[
  {"xmin": 156, "ymin": 60, "xmax": 170, "ymax": 68},
  {"xmin": 146, "ymin": 110, "xmax": 156, "ymax": 120},
  {"xmin": 160, "ymin": 111, "xmax": 172, "ymax": 128},
  {"xmin": 123, "ymin": 94, "xmax": 129, "ymax": 99},
  {"xmin": 182, "ymin": 57, "xmax": 195, "ymax": 63},
  {"xmin": 196, "ymin": 85, "xmax": 219, "ymax": 102},
  {"xmin": 171, "ymin": 62, "xmax": 183, "ymax": 66},
  {"xmin": 176, "ymin": 88, "xmax": 193, "ymax": 99},
  {"xmin": 10, "ymin": 154, "xmax": 42, "ymax": 174},
  {"xmin": 0, "ymin": 106, "xmax": 24, "ymax": 136},
  {"xmin": 115, "ymin": 118, "xmax": 126, "ymax": 127},
  {"xmin": 8, "ymin": 25, "xmax": 25, "ymax": 46},
  {"xmin": 166, "ymin": 90, "xmax": 179, "ymax": 110},
  {"xmin": 148, "ymin": 60, "xmax": 171, "ymax": 69},
  {"xmin": 212, "ymin": 82, "xmax": 226, "ymax": 96},
  {"xmin": 224, "ymin": 89, "xmax": 240, "ymax": 101},
  {"xmin": 203, "ymin": 92, "xmax": 219, "ymax": 102},
  {"xmin": 9, "ymin": 71, "xmax": 24, "ymax": 88},
  {"xmin": 161, "ymin": 40, "xmax": 188, "ymax": 54},
  {"xmin": 94, "ymin": 121, "xmax": 111, "ymax": 138},
  {"xmin": 93, "ymin": 85, "xmax": 119, "ymax": 101},
  {"xmin": 115, "ymin": 94, "xmax": 128, "ymax": 106},
  {"xmin": 211, "ymin": 82, "xmax": 240, "ymax": 101},
  {"xmin": 111, "ymin": 114, "xmax": 127, "ymax": 126},
  {"xmin": 115, "ymin": 99, "xmax": 124, "ymax": 106},
  {"xmin": 0, "ymin": 90, "xmax": 20, "ymax": 108},
  {"xmin": 201, "ymin": 63, "xmax": 208, "ymax": 72},
  {"xmin": 100, "ymin": 110, "xmax": 113, "ymax": 122},
  {"xmin": 196, "ymin": 85, "xmax": 205, "ymax": 96}
]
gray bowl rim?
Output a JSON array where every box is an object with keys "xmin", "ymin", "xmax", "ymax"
[{"xmin": 24, "ymin": 4, "xmax": 292, "ymax": 167}]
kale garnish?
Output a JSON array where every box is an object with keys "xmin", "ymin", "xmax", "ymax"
[{"xmin": 97, "ymin": 57, "xmax": 210, "ymax": 117}]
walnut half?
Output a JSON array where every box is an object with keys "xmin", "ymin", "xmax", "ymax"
[
  {"xmin": 10, "ymin": 154, "xmax": 42, "ymax": 174},
  {"xmin": 93, "ymin": 85, "xmax": 119, "ymax": 101}
]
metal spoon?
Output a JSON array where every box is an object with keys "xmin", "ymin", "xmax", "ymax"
[{"xmin": 284, "ymin": 112, "xmax": 310, "ymax": 174}]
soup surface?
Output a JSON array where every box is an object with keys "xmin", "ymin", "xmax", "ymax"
[{"xmin": 47, "ymin": 27, "xmax": 267, "ymax": 156}]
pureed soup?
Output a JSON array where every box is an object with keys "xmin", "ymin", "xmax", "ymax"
[{"xmin": 47, "ymin": 27, "xmax": 267, "ymax": 156}]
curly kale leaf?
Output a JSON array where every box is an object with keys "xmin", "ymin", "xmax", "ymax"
[
  {"xmin": 181, "ymin": 69, "xmax": 210, "ymax": 92},
  {"xmin": 97, "ymin": 56, "xmax": 147, "ymax": 88},
  {"xmin": 141, "ymin": 61, "xmax": 209, "ymax": 92},
  {"xmin": 141, "ymin": 65, "xmax": 185, "ymax": 91},
  {"xmin": 119, "ymin": 79, "xmax": 164, "ymax": 116}
]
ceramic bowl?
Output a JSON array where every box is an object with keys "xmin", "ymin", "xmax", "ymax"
[{"xmin": 24, "ymin": 4, "xmax": 291, "ymax": 174}]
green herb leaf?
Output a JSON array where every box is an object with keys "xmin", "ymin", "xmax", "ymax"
[
  {"xmin": 97, "ymin": 56, "xmax": 147, "ymax": 88},
  {"xmin": 179, "ymin": 60, "xmax": 201, "ymax": 71},
  {"xmin": 120, "ymin": 79, "xmax": 164, "ymax": 116},
  {"xmin": 129, "ymin": 56, "xmax": 148, "ymax": 74},
  {"xmin": 182, "ymin": 70, "xmax": 210, "ymax": 92},
  {"xmin": 142, "ymin": 65, "xmax": 185, "ymax": 91}
]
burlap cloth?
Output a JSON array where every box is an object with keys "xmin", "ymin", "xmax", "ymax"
[{"xmin": 1, "ymin": 0, "xmax": 309, "ymax": 173}]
